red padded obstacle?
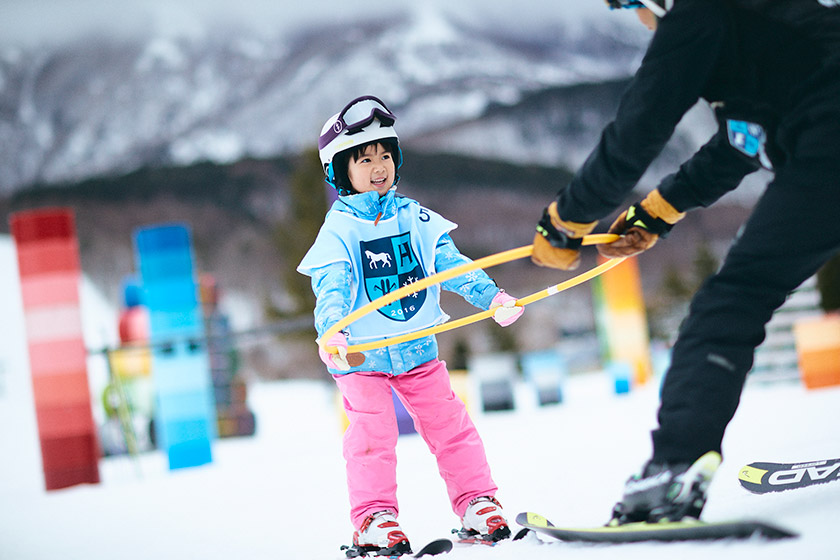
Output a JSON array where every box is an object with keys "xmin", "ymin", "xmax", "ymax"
[{"xmin": 10, "ymin": 208, "xmax": 100, "ymax": 490}]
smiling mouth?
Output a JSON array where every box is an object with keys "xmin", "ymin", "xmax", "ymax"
[{"xmin": 372, "ymin": 177, "xmax": 388, "ymax": 186}]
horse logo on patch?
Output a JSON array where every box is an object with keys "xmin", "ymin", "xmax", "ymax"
[{"xmin": 360, "ymin": 232, "xmax": 426, "ymax": 322}]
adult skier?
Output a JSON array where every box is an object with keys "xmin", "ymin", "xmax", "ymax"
[{"xmin": 531, "ymin": 0, "xmax": 840, "ymax": 524}]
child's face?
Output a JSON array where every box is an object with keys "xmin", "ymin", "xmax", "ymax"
[{"xmin": 347, "ymin": 143, "xmax": 396, "ymax": 197}]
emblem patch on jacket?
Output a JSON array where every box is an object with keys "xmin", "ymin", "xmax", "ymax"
[
  {"xmin": 361, "ymin": 232, "xmax": 426, "ymax": 321},
  {"xmin": 726, "ymin": 119, "xmax": 772, "ymax": 169},
  {"xmin": 726, "ymin": 119, "xmax": 765, "ymax": 156}
]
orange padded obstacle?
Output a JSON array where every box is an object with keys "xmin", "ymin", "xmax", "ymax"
[
  {"xmin": 793, "ymin": 315, "xmax": 840, "ymax": 389},
  {"xmin": 592, "ymin": 256, "xmax": 653, "ymax": 389}
]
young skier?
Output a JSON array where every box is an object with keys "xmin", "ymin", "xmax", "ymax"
[
  {"xmin": 532, "ymin": 0, "xmax": 840, "ymax": 525},
  {"xmin": 298, "ymin": 95, "xmax": 522, "ymax": 557}
]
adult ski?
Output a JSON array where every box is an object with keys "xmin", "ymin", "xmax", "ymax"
[
  {"xmin": 739, "ymin": 456, "xmax": 840, "ymax": 494},
  {"xmin": 515, "ymin": 512, "xmax": 797, "ymax": 544}
]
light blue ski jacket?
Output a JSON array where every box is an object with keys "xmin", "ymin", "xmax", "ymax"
[{"xmin": 298, "ymin": 188, "xmax": 501, "ymax": 375}]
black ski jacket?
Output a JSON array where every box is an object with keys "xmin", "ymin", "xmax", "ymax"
[{"xmin": 557, "ymin": 0, "xmax": 840, "ymax": 222}]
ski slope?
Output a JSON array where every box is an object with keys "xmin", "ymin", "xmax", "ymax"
[{"xmin": 0, "ymin": 370, "xmax": 837, "ymax": 559}]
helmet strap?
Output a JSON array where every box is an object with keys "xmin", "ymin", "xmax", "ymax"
[
  {"xmin": 325, "ymin": 162, "xmax": 354, "ymax": 195},
  {"xmin": 326, "ymin": 162, "xmax": 337, "ymax": 188}
]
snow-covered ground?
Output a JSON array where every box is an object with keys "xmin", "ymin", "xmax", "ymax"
[
  {"xmin": 1, "ymin": 233, "xmax": 836, "ymax": 559},
  {"xmin": 0, "ymin": 369, "xmax": 837, "ymax": 560}
]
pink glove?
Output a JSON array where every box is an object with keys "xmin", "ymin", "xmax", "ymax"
[
  {"xmin": 491, "ymin": 291, "xmax": 523, "ymax": 327},
  {"xmin": 318, "ymin": 332, "xmax": 350, "ymax": 371}
]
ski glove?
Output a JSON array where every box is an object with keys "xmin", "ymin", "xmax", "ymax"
[
  {"xmin": 318, "ymin": 331, "xmax": 351, "ymax": 371},
  {"xmin": 490, "ymin": 290, "xmax": 524, "ymax": 327},
  {"xmin": 532, "ymin": 201, "xmax": 597, "ymax": 270},
  {"xmin": 598, "ymin": 189, "xmax": 685, "ymax": 259}
]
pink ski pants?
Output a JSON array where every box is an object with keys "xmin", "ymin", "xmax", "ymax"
[{"xmin": 333, "ymin": 358, "xmax": 498, "ymax": 529}]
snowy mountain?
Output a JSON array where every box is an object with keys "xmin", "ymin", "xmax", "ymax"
[{"xmin": 0, "ymin": 5, "xmax": 662, "ymax": 193}]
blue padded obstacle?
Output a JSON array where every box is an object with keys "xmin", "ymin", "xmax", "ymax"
[
  {"xmin": 608, "ymin": 361, "xmax": 633, "ymax": 395},
  {"xmin": 134, "ymin": 224, "xmax": 216, "ymax": 470},
  {"xmin": 468, "ymin": 353, "xmax": 517, "ymax": 412},
  {"xmin": 521, "ymin": 350, "xmax": 566, "ymax": 406}
]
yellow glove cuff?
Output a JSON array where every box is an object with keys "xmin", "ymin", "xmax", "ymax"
[
  {"xmin": 547, "ymin": 201, "xmax": 598, "ymax": 238},
  {"xmin": 640, "ymin": 189, "xmax": 685, "ymax": 225}
]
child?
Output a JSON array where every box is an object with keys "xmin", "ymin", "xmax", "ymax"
[{"xmin": 297, "ymin": 95, "xmax": 523, "ymax": 557}]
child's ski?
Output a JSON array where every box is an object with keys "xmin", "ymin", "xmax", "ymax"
[
  {"xmin": 451, "ymin": 526, "xmax": 530, "ymax": 547},
  {"xmin": 340, "ymin": 538, "xmax": 452, "ymax": 558},
  {"xmin": 738, "ymin": 456, "xmax": 840, "ymax": 494},
  {"xmin": 410, "ymin": 539, "xmax": 452, "ymax": 558}
]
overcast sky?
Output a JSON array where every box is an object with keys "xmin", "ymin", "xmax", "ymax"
[{"xmin": 1, "ymin": 0, "xmax": 611, "ymax": 47}]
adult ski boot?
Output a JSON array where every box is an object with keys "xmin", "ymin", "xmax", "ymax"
[{"xmin": 610, "ymin": 451, "xmax": 722, "ymax": 525}]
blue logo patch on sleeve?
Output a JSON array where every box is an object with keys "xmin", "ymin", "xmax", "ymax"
[{"xmin": 726, "ymin": 119, "xmax": 766, "ymax": 157}]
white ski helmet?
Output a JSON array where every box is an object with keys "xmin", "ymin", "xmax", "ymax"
[
  {"xmin": 606, "ymin": 0, "xmax": 673, "ymax": 17},
  {"xmin": 318, "ymin": 95, "xmax": 402, "ymax": 191}
]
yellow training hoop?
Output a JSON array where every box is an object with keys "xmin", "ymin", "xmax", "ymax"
[
  {"xmin": 344, "ymin": 256, "xmax": 625, "ymax": 353},
  {"xmin": 320, "ymin": 233, "xmax": 622, "ymax": 354}
]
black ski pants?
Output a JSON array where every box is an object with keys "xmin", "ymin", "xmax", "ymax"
[{"xmin": 651, "ymin": 110, "xmax": 840, "ymax": 464}]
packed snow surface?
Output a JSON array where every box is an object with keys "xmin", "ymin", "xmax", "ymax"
[{"xmin": 0, "ymin": 369, "xmax": 837, "ymax": 559}]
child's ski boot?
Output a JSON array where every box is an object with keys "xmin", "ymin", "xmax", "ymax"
[
  {"xmin": 455, "ymin": 496, "xmax": 511, "ymax": 543},
  {"xmin": 342, "ymin": 510, "xmax": 411, "ymax": 557}
]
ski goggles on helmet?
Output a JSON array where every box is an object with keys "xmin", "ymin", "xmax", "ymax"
[
  {"xmin": 605, "ymin": 0, "xmax": 645, "ymax": 9},
  {"xmin": 318, "ymin": 95, "xmax": 396, "ymax": 150}
]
